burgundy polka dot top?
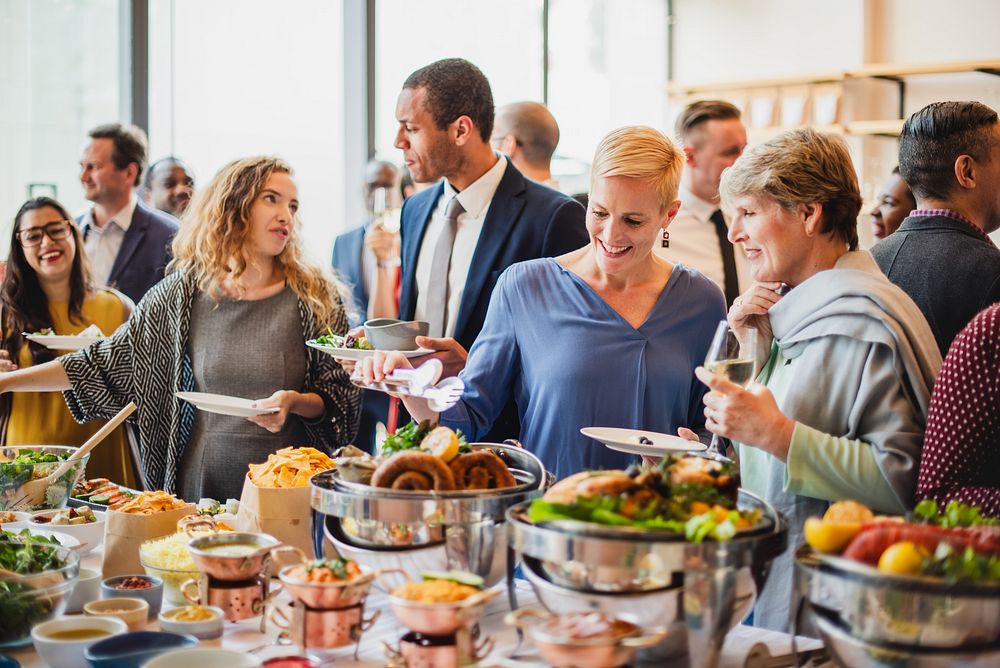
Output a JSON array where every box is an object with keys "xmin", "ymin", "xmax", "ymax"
[{"xmin": 917, "ymin": 302, "xmax": 1000, "ymax": 517}]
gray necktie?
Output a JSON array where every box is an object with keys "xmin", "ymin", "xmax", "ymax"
[{"xmin": 425, "ymin": 196, "xmax": 465, "ymax": 338}]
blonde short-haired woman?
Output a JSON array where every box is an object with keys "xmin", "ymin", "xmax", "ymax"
[
  {"xmin": 693, "ymin": 128, "xmax": 941, "ymax": 629},
  {"xmin": 360, "ymin": 126, "xmax": 726, "ymax": 478},
  {"xmin": 0, "ymin": 157, "xmax": 361, "ymax": 498}
]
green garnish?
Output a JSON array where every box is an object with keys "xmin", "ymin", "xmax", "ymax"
[{"xmin": 913, "ymin": 499, "xmax": 998, "ymax": 528}]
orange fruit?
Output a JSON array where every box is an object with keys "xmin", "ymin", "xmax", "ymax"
[
  {"xmin": 823, "ymin": 500, "xmax": 874, "ymax": 524},
  {"xmin": 877, "ymin": 541, "xmax": 929, "ymax": 575},
  {"xmin": 803, "ymin": 516, "xmax": 863, "ymax": 554}
]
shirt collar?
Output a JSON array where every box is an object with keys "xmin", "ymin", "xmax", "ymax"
[
  {"xmin": 909, "ymin": 208, "xmax": 992, "ymax": 244},
  {"xmin": 444, "ymin": 153, "xmax": 508, "ymax": 219},
  {"xmin": 678, "ymin": 183, "xmax": 721, "ymax": 222},
  {"xmin": 85, "ymin": 192, "xmax": 138, "ymax": 233}
]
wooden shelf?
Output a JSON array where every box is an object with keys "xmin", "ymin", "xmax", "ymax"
[
  {"xmin": 667, "ymin": 72, "xmax": 844, "ymax": 95},
  {"xmin": 847, "ymin": 59, "xmax": 1000, "ymax": 80},
  {"xmin": 844, "ymin": 119, "xmax": 905, "ymax": 137}
]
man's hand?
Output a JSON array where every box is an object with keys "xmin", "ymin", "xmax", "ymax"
[
  {"xmin": 411, "ymin": 336, "xmax": 468, "ymax": 377},
  {"xmin": 365, "ymin": 224, "xmax": 400, "ymax": 263}
]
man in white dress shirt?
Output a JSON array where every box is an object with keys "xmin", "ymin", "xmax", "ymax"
[
  {"xmin": 77, "ymin": 123, "xmax": 179, "ymax": 302},
  {"xmin": 656, "ymin": 100, "xmax": 749, "ymax": 305}
]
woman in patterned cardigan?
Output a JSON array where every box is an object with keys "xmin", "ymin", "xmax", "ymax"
[{"xmin": 0, "ymin": 156, "xmax": 361, "ymax": 496}]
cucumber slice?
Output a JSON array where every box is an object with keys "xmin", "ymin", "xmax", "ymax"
[
  {"xmin": 89, "ymin": 493, "xmax": 111, "ymax": 504},
  {"xmin": 420, "ymin": 570, "xmax": 485, "ymax": 589}
]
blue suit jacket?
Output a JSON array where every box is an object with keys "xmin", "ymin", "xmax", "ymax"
[
  {"xmin": 78, "ymin": 199, "xmax": 179, "ymax": 303},
  {"xmin": 399, "ymin": 161, "xmax": 588, "ymax": 353},
  {"xmin": 331, "ymin": 225, "xmax": 367, "ymax": 328}
]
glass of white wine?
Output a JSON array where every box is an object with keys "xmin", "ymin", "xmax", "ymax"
[{"xmin": 703, "ymin": 320, "xmax": 757, "ymax": 458}]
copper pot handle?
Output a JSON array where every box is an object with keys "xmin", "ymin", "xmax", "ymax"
[
  {"xmin": 180, "ymin": 577, "xmax": 201, "ymax": 605},
  {"xmin": 268, "ymin": 604, "xmax": 291, "ymax": 631},
  {"xmin": 269, "ymin": 544, "xmax": 308, "ymax": 564},
  {"xmin": 352, "ymin": 608, "xmax": 380, "ymax": 639},
  {"xmin": 373, "ymin": 567, "xmax": 407, "ymax": 591}
]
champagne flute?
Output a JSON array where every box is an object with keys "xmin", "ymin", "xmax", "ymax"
[{"xmin": 703, "ymin": 320, "xmax": 757, "ymax": 458}]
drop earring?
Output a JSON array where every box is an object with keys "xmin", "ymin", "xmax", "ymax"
[{"xmin": 661, "ymin": 229, "xmax": 670, "ymax": 248}]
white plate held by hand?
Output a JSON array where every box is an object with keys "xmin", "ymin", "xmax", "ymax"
[
  {"xmin": 580, "ymin": 427, "xmax": 707, "ymax": 457},
  {"xmin": 24, "ymin": 334, "xmax": 104, "ymax": 351},
  {"xmin": 175, "ymin": 391, "xmax": 280, "ymax": 417},
  {"xmin": 306, "ymin": 340, "xmax": 434, "ymax": 361}
]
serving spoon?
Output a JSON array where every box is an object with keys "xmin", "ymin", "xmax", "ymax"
[{"xmin": 14, "ymin": 402, "xmax": 137, "ymax": 509}]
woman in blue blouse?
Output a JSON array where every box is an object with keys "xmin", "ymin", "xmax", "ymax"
[{"xmin": 360, "ymin": 127, "xmax": 725, "ymax": 478}]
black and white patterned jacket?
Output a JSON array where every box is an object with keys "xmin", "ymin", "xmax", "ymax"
[{"xmin": 61, "ymin": 270, "xmax": 361, "ymax": 493}]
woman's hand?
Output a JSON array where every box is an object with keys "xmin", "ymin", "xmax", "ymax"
[
  {"xmin": 694, "ymin": 366, "xmax": 795, "ymax": 461},
  {"xmin": 729, "ymin": 282, "xmax": 784, "ymax": 351},
  {"xmin": 640, "ymin": 427, "xmax": 702, "ymax": 467},
  {"xmin": 0, "ymin": 350, "xmax": 18, "ymax": 373},
  {"xmin": 357, "ymin": 352, "xmax": 440, "ymax": 422},
  {"xmin": 247, "ymin": 390, "xmax": 323, "ymax": 433}
]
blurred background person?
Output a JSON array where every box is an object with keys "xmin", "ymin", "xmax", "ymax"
[
  {"xmin": 143, "ymin": 156, "xmax": 196, "ymax": 218},
  {"xmin": 869, "ymin": 166, "xmax": 915, "ymax": 240},
  {"xmin": 78, "ymin": 123, "xmax": 179, "ymax": 302},
  {"xmin": 491, "ymin": 101, "xmax": 561, "ymax": 189},
  {"xmin": 0, "ymin": 197, "xmax": 137, "ymax": 486},
  {"xmin": 656, "ymin": 100, "xmax": 749, "ymax": 307}
]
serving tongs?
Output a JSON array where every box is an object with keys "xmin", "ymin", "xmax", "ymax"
[{"xmin": 351, "ymin": 358, "xmax": 465, "ymax": 412}]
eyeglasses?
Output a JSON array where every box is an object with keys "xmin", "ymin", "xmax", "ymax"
[{"xmin": 17, "ymin": 221, "xmax": 72, "ymax": 247}]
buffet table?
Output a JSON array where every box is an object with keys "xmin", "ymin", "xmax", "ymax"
[{"xmin": 7, "ymin": 545, "xmax": 828, "ymax": 668}]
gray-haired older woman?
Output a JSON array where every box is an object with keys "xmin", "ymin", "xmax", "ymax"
[{"xmin": 693, "ymin": 128, "xmax": 941, "ymax": 630}]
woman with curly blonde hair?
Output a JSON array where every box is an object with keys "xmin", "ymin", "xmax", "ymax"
[{"xmin": 0, "ymin": 156, "xmax": 361, "ymax": 498}]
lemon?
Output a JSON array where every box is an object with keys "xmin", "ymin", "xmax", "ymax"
[
  {"xmin": 803, "ymin": 516, "xmax": 862, "ymax": 554},
  {"xmin": 823, "ymin": 500, "xmax": 874, "ymax": 524},
  {"xmin": 421, "ymin": 426, "xmax": 459, "ymax": 462},
  {"xmin": 877, "ymin": 541, "xmax": 928, "ymax": 575}
]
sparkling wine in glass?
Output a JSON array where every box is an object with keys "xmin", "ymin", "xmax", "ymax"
[{"xmin": 703, "ymin": 320, "xmax": 757, "ymax": 458}]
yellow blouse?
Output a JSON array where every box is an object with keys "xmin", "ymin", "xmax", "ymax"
[{"xmin": 5, "ymin": 290, "xmax": 138, "ymax": 488}]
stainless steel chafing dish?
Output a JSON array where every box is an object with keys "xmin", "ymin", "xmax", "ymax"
[
  {"xmin": 795, "ymin": 544, "xmax": 1000, "ymax": 666},
  {"xmin": 310, "ymin": 443, "xmax": 546, "ymax": 589},
  {"xmin": 507, "ymin": 489, "xmax": 787, "ymax": 668}
]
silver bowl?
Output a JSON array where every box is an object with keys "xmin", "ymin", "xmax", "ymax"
[
  {"xmin": 312, "ymin": 443, "xmax": 545, "ymax": 588},
  {"xmin": 796, "ymin": 545, "xmax": 1000, "ymax": 649},
  {"xmin": 812, "ymin": 604, "xmax": 1000, "ymax": 668}
]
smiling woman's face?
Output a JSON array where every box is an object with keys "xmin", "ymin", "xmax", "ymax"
[
  {"xmin": 587, "ymin": 175, "xmax": 675, "ymax": 277},
  {"xmin": 727, "ymin": 193, "xmax": 815, "ymax": 285},
  {"xmin": 19, "ymin": 206, "xmax": 77, "ymax": 285}
]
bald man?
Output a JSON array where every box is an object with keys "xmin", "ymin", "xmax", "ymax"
[{"xmin": 491, "ymin": 101, "xmax": 560, "ymax": 189}]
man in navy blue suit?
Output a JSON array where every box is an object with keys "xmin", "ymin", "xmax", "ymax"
[
  {"xmin": 393, "ymin": 58, "xmax": 588, "ymax": 441},
  {"xmin": 78, "ymin": 123, "xmax": 179, "ymax": 303}
]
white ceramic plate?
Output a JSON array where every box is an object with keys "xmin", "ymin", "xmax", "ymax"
[
  {"xmin": 306, "ymin": 340, "xmax": 434, "ymax": 361},
  {"xmin": 580, "ymin": 427, "xmax": 707, "ymax": 456},
  {"xmin": 24, "ymin": 334, "xmax": 104, "ymax": 351},
  {"xmin": 175, "ymin": 391, "xmax": 280, "ymax": 417}
]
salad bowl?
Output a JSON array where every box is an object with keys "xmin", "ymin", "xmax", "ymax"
[{"xmin": 0, "ymin": 445, "xmax": 89, "ymax": 511}]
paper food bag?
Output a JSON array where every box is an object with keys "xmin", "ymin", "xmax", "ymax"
[
  {"xmin": 234, "ymin": 474, "xmax": 313, "ymax": 561},
  {"xmin": 102, "ymin": 503, "xmax": 196, "ymax": 577}
]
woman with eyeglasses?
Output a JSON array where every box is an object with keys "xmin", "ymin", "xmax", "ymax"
[{"xmin": 0, "ymin": 197, "xmax": 138, "ymax": 485}]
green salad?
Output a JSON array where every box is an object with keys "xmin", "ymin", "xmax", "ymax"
[
  {"xmin": 381, "ymin": 419, "xmax": 470, "ymax": 456},
  {"xmin": 0, "ymin": 538, "xmax": 70, "ymax": 645},
  {"xmin": 312, "ymin": 328, "xmax": 374, "ymax": 350},
  {"xmin": 914, "ymin": 499, "xmax": 998, "ymax": 528}
]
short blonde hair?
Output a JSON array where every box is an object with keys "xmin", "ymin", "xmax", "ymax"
[
  {"xmin": 719, "ymin": 127, "xmax": 862, "ymax": 250},
  {"xmin": 170, "ymin": 155, "xmax": 346, "ymax": 330},
  {"xmin": 591, "ymin": 126, "xmax": 685, "ymax": 213}
]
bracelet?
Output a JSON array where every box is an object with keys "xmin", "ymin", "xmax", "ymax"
[{"xmin": 378, "ymin": 258, "xmax": 401, "ymax": 268}]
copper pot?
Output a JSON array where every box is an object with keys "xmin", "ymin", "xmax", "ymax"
[
  {"xmin": 270, "ymin": 601, "xmax": 379, "ymax": 649},
  {"xmin": 387, "ymin": 588, "xmax": 500, "ymax": 636},
  {"xmin": 186, "ymin": 532, "xmax": 289, "ymax": 582},
  {"xmin": 506, "ymin": 608, "xmax": 667, "ymax": 668},
  {"xmin": 278, "ymin": 565, "xmax": 401, "ymax": 609}
]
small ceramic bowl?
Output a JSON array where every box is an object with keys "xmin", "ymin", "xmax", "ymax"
[
  {"xmin": 84, "ymin": 631, "xmax": 198, "ymax": 668},
  {"xmin": 31, "ymin": 616, "xmax": 128, "ymax": 668},
  {"xmin": 145, "ymin": 647, "xmax": 263, "ymax": 668},
  {"xmin": 65, "ymin": 567, "xmax": 103, "ymax": 614},
  {"xmin": 158, "ymin": 605, "xmax": 225, "ymax": 640},
  {"xmin": 0, "ymin": 510, "xmax": 32, "ymax": 528},
  {"xmin": 363, "ymin": 318, "xmax": 429, "ymax": 351},
  {"xmin": 29, "ymin": 508, "xmax": 106, "ymax": 555},
  {"xmin": 84, "ymin": 596, "xmax": 149, "ymax": 631},
  {"xmin": 101, "ymin": 574, "xmax": 163, "ymax": 619}
]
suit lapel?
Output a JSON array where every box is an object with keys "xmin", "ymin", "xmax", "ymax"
[
  {"xmin": 108, "ymin": 201, "xmax": 150, "ymax": 285},
  {"xmin": 400, "ymin": 182, "xmax": 444, "ymax": 319},
  {"xmin": 452, "ymin": 165, "xmax": 526, "ymax": 341}
]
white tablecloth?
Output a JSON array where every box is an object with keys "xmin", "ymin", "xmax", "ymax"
[{"xmin": 7, "ymin": 547, "xmax": 827, "ymax": 667}]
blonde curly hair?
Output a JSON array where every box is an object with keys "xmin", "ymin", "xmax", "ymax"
[{"xmin": 169, "ymin": 156, "xmax": 346, "ymax": 330}]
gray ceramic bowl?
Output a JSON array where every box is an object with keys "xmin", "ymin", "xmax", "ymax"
[
  {"xmin": 101, "ymin": 574, "xmax": 163, "ymax": 619},
  {"xmin": 363, "ymin": 319, "xmax": 429, "ymax": 351}
]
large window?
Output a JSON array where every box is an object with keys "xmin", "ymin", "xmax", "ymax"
[
  {"xmin": 373, "ymin": 0, "xmax": 545, "ymax": 163},
  {"xmin": 0, "ymin": 0, "xmax": 120, "ymax": 256},
  {"xmin": 148, "ymin": 0, "xmax": 345, "ymax": 263}
]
